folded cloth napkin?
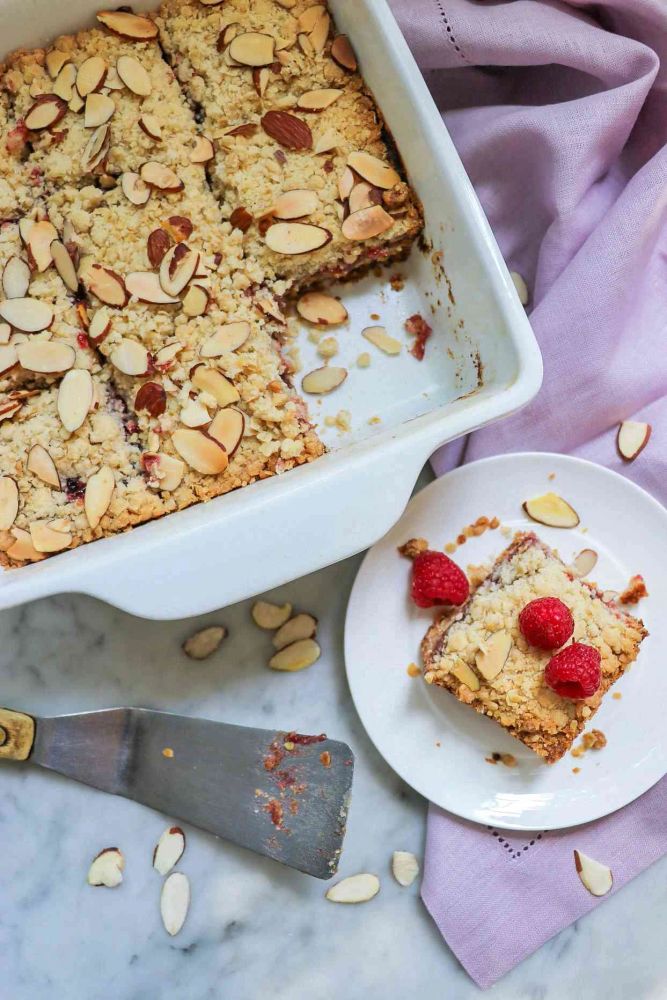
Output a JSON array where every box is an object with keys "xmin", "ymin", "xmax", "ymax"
[{"xmin": 387, "ymin": 0, "xmax": 667, "ymax": 987}]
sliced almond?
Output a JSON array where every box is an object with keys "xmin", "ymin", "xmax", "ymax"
[
  {"xmin": 191, "ymin": 366, "xmax": 240, "ymax": 406},
  {"xmin": 18, "ymin": 218, "xmax": 35, "ymax": 247},
  {"xmin": 298, "ymin": 33, "xmax": 314, "ymax": 58},
  {"xmin": 163, "ymin": 216, "xmax": 194, "ymax": 243},
  {"xmin": 325, "ymin": 873, "xmax": 379, "ymax": 904},
  {"xmin": 228, "ymin": 32, "xmax": 276, "ymax": 67},
  {"xmin": 27, "ymin": 444, "xmax": 60, "ymax": 488},
  {"xmin": 84, "ymin": 92, "xmax": 115, "ymax": 128},
  {"xmin": 58, "ymin": 369, "xmax": 94, "ymax": 432},
  {"xmin": 182, "ymin": 284, "xmax": 209, "ymax": 318},
  {"xmin": 180, "ymin": 400, "xmax": 211, "ymax": 428},
  {"xmin": 51, "ymin": 239, "xmax": 79, "ymax": 292},
  {"xmin": 17, "ymin": 341, "xmax": 75, "ymax": 374},
  {"xmin": 208, "ymin": 407, "xmax": 244, "ymax": 456},
  {"xmin": 0, "ymin": 298, "xmax": 53, "ymax": 333},
  {"xmin": 298, "ymin": 5, "xmax": 326, "ymax": 31},
  {"xmin": 183, "ymin": 625, "xmax": 227, "ymax": 660},
  {"xmin": 126, "ymin": 271, "xmax": 180, "ymax": 305},
  {"xmin": 297, "ymin": 88, "xmax": 342, "ymax": 112},
  {"xmin": 88, "ymin": 309, "xmax": 112, "ymax": 344},
  {"xmin": 30, "ymin": 519, "xmax": 72, "ymax": 553},
  {"xmin": 191, "ymin": 135, "xmax": 214, "ymax": 164},
  {"xmin": 273, "ymin": 189, "xmax": 319, "ymax": 220},
  {"xmin": 139, "ymin": 115, "xmax": 163, "ymax": 142},
  {"xmin": 76, "ymin": 56, "xmax": 107, "ymax": 98},
  {"xmin": 342, "ymin": 205, "xmax": 394, "ymax": 241},
  {"xmin": 523, "ymin": 492, "xmax": 580, "ymax": 529},
  {"xmin": 570, "ymin": 548, "xmax": 598, "ymax": 578},
  {"xmin": 86, "ymin": 264, "xmax": 128, "ymax": 307},
  {"xmin": 338, "ymin": 166, "xmax": 355, "ymax": 201},
  {"xmin": 160, "ymin": 872, "xmax": 190, "ymax": 936},
  {"xmin": 347, "ymin": 151, "xmax": 400, "ymax": 190},
  {"xmin": 362, "ymin": 326, "xmax": 401, "ymax": 355},
  {"xmin": 391, "ymin": 851, "xmax": 419, "ymax": 887},
  {"xmin": 171, "ymin": 429, "xmax": 228, "ymax": 475},
  {"xmin": 510, "ymin": 270, "xmax": 529, "ymax": 306},
  {"xmin": 84, "ymin": 466, "xmax": 115, "ymax": 530},
  {"xmin": 2, "ymin": 256, "xmax": 31, "ymax": 299},
  {"xmin": 256, "ymin": 294, "xmax": 285, "ymax": 323},
  {"xmin": 331, "ymin": 34, "xmax": 357, "ymax": 72},
  {"xmin": 574, "ymin": 850, "xmax": 613, "ymax": 897},
  {"xmin": 53, "ymin": 63, "xmax": 77, "ymax": 102},
  {"xmin": 110, "ymin": 339, "xmax": 150, "ymax": 376},
  {"xmin": 144, "ymin": 452, "xmax": 185, "ymax": 491},
  {"xmin": 251, "ymin": 600, "xmax": 292, "ymax": 630},
  {"xmin": 309, "ymin": 10, "xmax": 330, "ymax": 53},
  {"xmin": 140, "ymin": 161, "xmax": 184, "ymax": 193},
  {"xmin": 6, "ymin": 527, "xmax": 44, "ymax": 562},
  {"xmin": 159, "ymin": 243, "xmax": 199, "ymax": 296},
  {"xmin": 87, "ymin": 847, "xmax": 124, "ymax": 887},
  {"xmin": 69, "ymin": 90, "xmax": 84, "ymax": 114},
  {"xmin": 273, "ymin": 613, "xmax": 317, "ymax": 650},
  {"xmin": 450, "ymin": 660, "xmax": 480, "ymax": 691},
  {"xmin": 96, "ymin": 10, "xmax": 158, "ymax": 41},
  {"xmin": 0, "ymin": 345, "xmax": 18, "ymax": 375},
  {"xmin": 27, "ymin": 220, "xmax": 58, "ymax": 272},
  {"xmin": 0, "ymin": 477, "xmax": 19, "ymax": 531},
  {"xmin": 301, "ymin": 365, "xmax": 347, "ymax": 394},
  {"xmin": 314, "ymin": 129, "xmax": 339, "ymax": 154},
  {"xmin": 153, "ymin": 826, "xmax": 186, "ymax": 876},
  {"xmin": 200, "ymin": 322, "xmax": 251, "ymax": 357},
  {"xmin": 46, "ymin": 50, "xmax": 71, "ymax": 79},
  {"xmin": 0, "ymin": 400, "xmax": 23, "ymax": 422},
  {"xmin": 116, "ymin": 55, "xmax": 151, "ymax": 96},
  {"xmin": 265, "ymin": 222, "xmax": 331, "ymax": 255},
  {"xmin": 135, "ymin": 381, "xmax": 167, "ymax": 417},
  {"xmin": 0, "ymin": 324, "xmax": 11, "ymax": 345},
  {"xmin": 617, "ymin": 420, "xmax": 651, "ymax": 462},
  {"xmin": 349, "ymin": 182, "xmax": 380, "ymax": 215},
  {"xmin": 81, "ymin": 124, "xmax": 110, "ymax": 173},
  {"xmin": 147, "ymin": 228, "xmax": 171, "ymax": 268},
  {"xmin": 268, "ymin": 638, "xmax": 321, "ymax": 672},
  {"xmin": 253, "ymin": 66, "xmax": 270, "ymax": 98},
  {"xmin": 105, "ymin": 66, "xmax": 124, "ymax": 91},
  {"xmin": 24, "ymin": 94, "xmax": 67, "ymax": 132},
  {"xmin": 475, "ymin": 631, "xmax": 512, "ymax": 682},
  {"xmin": 154, "ymin": 341, "xmax": 183, "ymax": 369},
  {"xmin": 121, "ymin": 171, "xmax": 151, "ymax": 206}
]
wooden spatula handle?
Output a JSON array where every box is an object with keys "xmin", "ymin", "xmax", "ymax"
[{"xmin": 0, "ymin": 708, "xmax": 35, "ymax": 761}]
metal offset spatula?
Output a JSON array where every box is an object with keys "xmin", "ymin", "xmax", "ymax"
[{"xmin": 0, "ymin": 706, "xmax": 354, "ymax": 879}]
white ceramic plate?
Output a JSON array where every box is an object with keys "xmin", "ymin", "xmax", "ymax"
[{"xmin": 345, "ymin": 452, "xmax": 665, "ymax": 830}]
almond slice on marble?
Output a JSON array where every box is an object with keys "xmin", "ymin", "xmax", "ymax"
[
  {"xmin": 252, "ymin": 601, "xmax": 292, "ymax": 630},
  {"xmin": 76, "ymin": 56, "xmax": 108, "ymax": 97},
  {"xmin": 27, "ymin": 444, "xmax": 60, "ymax": 488},
  {"xmin": 391, "ymin": 851, "xmax": 419, "ymax": 887},
  {"xmin": 228, "ymin": 32, "xmax": 276, "ymax": 67},
  {"xmin": 325, "ymin": 873, "xmax": 379, "ymax": 904},
  {"xmin": 160, "ymin": 872, "xmax": 190, "ymax": 936},
  {"xmin": 182, "ymin": 284, "xmax": 209, "ymax": 318},
  {"xmin": 96, "ymin": 10, "xmax": 158, "ymax": 41},
  {"xmin": 265, "ymin": 222, "xmax": 331, "ymax": 255},
  {"xmin": 171, "ymin": 429, "xmax": 228, "ymax": 475},
  {"xmin": 85, "ymin": 466, "xmax": 114, "ymax": 529},
  {"xmin": 140, "ymin": 161, "xmax": 184, "ymax": 193},
  {"xmin": 24, "ymin": 94, "xmax": 67, "ymax": 131},
  {"xmin": 342, "ymin": 205, "xmax": 394, "ymax": 241},
  {"xmin": 475, "ymin": 631, "xmax": 512, "ymax": 681},
  {"xmin": 51, "ymin": 239, "xmax": 79, "ymax": 292},
  {"xmin": 135, "ymin": 381, "xmax": 167, "ymax": 418},
  {"xmin": 617, "ymin": 420, "xmax": 651, "ymax": 462},
  {"xmin": 347, "ymin": 151, "xmax": 400, "ymax": 190},
  {"xmin": 269, "ymin": 638, "xmax": 321, "ymax": 672},
  {"xmin": 314, "ymin": 129, "xmax": 339, "ymax": 154},
  {"xmin": 200, "ymin": 322, "xmax": 251, "ymax": 357},
  {"xmin": 0, "ymin": 477, "xmax": 19, "ymax": 530},
  {"xmin": 191, "ymin": 135, "xmax": 214, "ymax": 164},
  {"xmin": 0, "ymin": 345, "xmax": 18, "ymax": 375},
  {"xmin": 116, "ymin": 54, "xmax": 151, "ymax": 96},
  {"xmin": 450, "ymin": 661, "xmax": 480, "ymax": 691},
  {"xmin": 309, "ymin": 10, "xmax": 330, "ymax": 53},
  {"xmin": 81, "ymin": 124, "xmax": 110, "ymax": 173},
  {"xmin": 86, "ymin": 264, "xmax": 128, "ymax": 307},
  {"xmin": 53, "ymin": 63, "xmax": 77, "ymax": 101},
  {"xmin": 574, "ymin": 850, "xmax": 613, "ymax": 897},
  {"xmin": 126, "ymin": 271, "xmax": 180, "ymax": 305},
  {"xmin": 297, "ymin": 88, "xmax": 342, "ymax": 112},
  {"xmin": 30, "ymin": 519, "xmax": 72, "ymax": 553},
  {"xmin": 153, "ymin": 827, "xmax": 186, "ymax": 875},
  {"xmin": 261, "ymin": 110, "xmax": 313, "ymax": 151},
  {"xmin": 180, "ymin": 400, "xmax": 211, "ymax": 428},
  {"xmin": 87, "ymin": 847, "xmax": 124, "ymax": 887},
  {"xmin": 349, "ymin": 182, "xmax": 381, "ymax": 214},
  {"xmin": 46, "ymin": 50, "xmax": 70, "ymax": 79},
  {"xmin": 523, "ymin": 492, "xmax": 580, "ymax": 529},
  {"xmin": 362, "ymin": 326, "xmax": 401, "ymax": 355},
  {"xmin": 88, "ymin": 309, "xmax": 112, "ymax": 344},
  {"xmin": 570, "ymin": 548, "xmax": 598, "ymax": 578},
  {"xmin": 110, "ymin": 339, "xmax": 150, "ymax": 376},
  {"xmin": 191, "ymin": 366, "xmax": 240, "ymax": 406},
  {"xmin": 208, "ymin": 407, "xmax": 244, "ymax": 456},
  {"xmin": 159, "ymin": 244, "xmax": 199, "ymax": 296},
  {"xmin": 17, "ymin": 341, "xmax": 75, "ymax": 374},
  {"xmin": 139, "ymin": 115, "xmax": 163, "ymax": 142},
  {"xmin": 296, "ymin": 291, "xmax": 347, "ymax": 326},
  {"xmin": 273, "ymin": 189, "xmax": 320, "ymax": 221},
  {"xmin": 272, "ymin": 613, "xmax": 317, "ymax": 651},
  {"xmin": 26, "ymin": 220, "xmax": 58, "ymax": 272},
  {"xmin": 183, "ymin": 625, "xmax": 227, "ymax": 660},
  {"xmin": 2, "ymin": 256, "xmax": 30, "ymax": 298},
  {"xmin": 84, "ymin": 92, "xmax": 115, "ymax": 128},
  {"xmin": 301, "ymin": 365, "xmax": 347, "ymax": 394},
  {"xmin": 58, "ymin": 368, "xmax": 94, "ymax": 432},
  {"xmin": 121, "ymin": 171, "xmax": 151, "ymax": 206},
  {"xmin": 143, "ymin": 452, "xmax": 185, "ymax": 491},
  {"xmin": 0, "ymin": 298, "xmax": 53, "ymax": 332},
  {"xmin": 331, "ymin": 34, "xmax": 357, "ymax": 72}
]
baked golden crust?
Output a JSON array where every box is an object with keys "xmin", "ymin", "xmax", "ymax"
[{"xmin": 422, "ymin": 532, "xmax": 647, "ymax": 763}]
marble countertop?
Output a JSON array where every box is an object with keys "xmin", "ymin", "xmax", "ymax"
[{"xmin": 2, "ymin": 496, "xmax": 667, "ymax": 999}]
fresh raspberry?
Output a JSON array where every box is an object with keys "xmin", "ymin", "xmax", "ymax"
[
  {"xmin": 519, "ymin": 597, "xmax": 574, "ymax": 650},
  {"xmin": 544, "ymin": 643, "xmax": 601, "ymax": 700},
  {"xmin": 411, "ymin": 551, "xmax": 469, "ymax": 609}
]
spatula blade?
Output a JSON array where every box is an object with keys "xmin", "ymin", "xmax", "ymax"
[{"xmin": 31, "ymin": 708, "xmax": 354, "ymax": 878}]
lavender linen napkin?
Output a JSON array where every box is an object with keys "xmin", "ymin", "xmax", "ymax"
[{"xmin": 387, "ymin": 0, "xmax": 667, "ymax": 987}]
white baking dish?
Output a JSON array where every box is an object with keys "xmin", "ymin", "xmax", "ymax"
[{"xmin": 0, "ymin": 0, "xmax": 542, "ymax": 619}]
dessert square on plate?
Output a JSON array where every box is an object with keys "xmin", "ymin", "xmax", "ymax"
[{"xmin": 421, "ymin": 531, "xmax": 647, "ymax": 763}]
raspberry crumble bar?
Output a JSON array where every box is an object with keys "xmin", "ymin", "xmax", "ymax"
[
  {"xmin": 0, "ymin": 2, "xmax": 423, "ymax": 567},
  {"xmin": 421, "ymin": 532, "xmax": 647, "ymax": 763}
]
